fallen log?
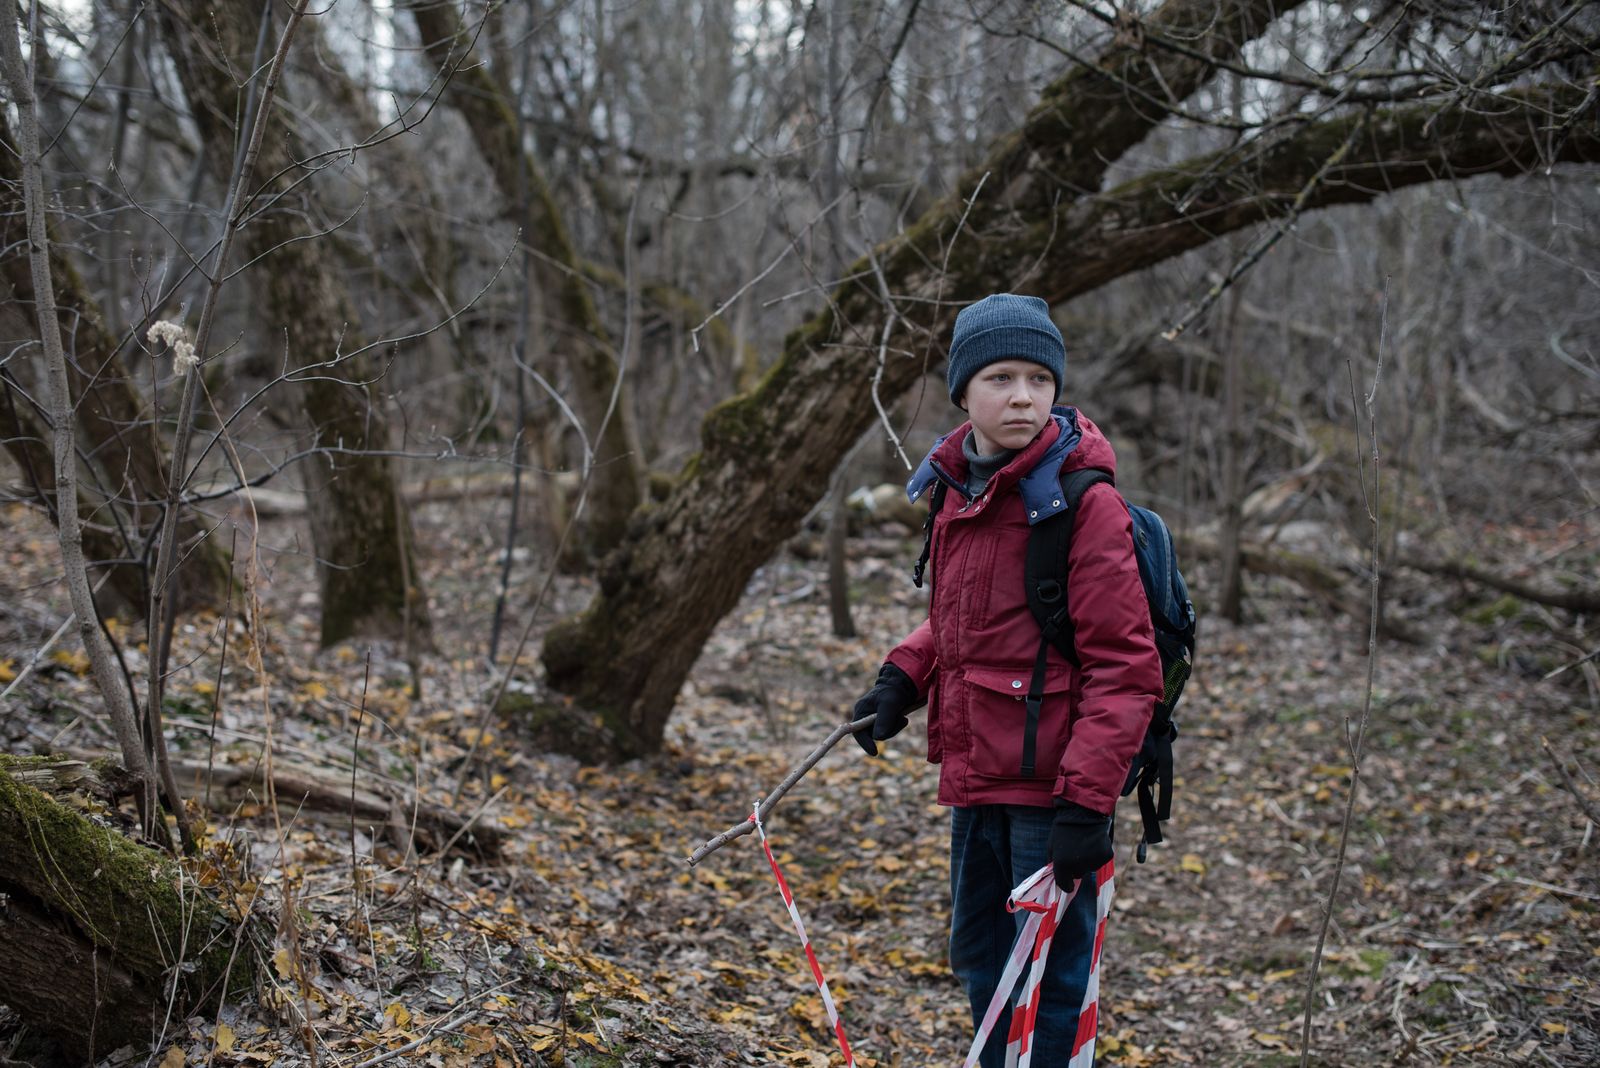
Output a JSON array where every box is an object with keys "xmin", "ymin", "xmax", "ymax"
[
  {"xmin": 36, "ymin": 753, "xmax": 506, "ymax": 857},
  {"xmin": 1397, "ymin": 554, "xmax": 1600, "ymax": 615},
  {"xmin": 0, "ymin": 756, "xmax": 259, "ymax": 1061},
  {"xmin": 0, "ymin": 753, "xmax": 137, "ymax": 801},
  {"xmin": 170, "ymin": 758, "xmax": 506, "ymax": 857},
  {"xmin": 1179, "ymin": 532, "xmax": 1424, "ymax": 644},
  {"xmin": 226, "ymin": 473, "xmax": 534, "ymax": 518}
]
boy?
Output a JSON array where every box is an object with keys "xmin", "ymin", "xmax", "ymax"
[{"xmin": 854, "ymin": 293, "xmax": 1162, "ymax": 1066}]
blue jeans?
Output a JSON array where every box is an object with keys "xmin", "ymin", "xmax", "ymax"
[{"xmin": 949, "ymin": 805, "xmax": 1100, "ymax": 1068}]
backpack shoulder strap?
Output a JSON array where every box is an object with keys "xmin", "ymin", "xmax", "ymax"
[
  {"xmin": 1060, "ymin": 467, "xmax": 1115, "ymax": 510},
  {"xmin": 911, "ymin": 479, "xmax": 949, "ymax": 589},
  {"xmin": 1018, "ymin": 466, "xmax": 1114, "ymax": 777},
  {"xmin": 1023, "ymin": 467, "xmax": 1115, "ymax": 660}
]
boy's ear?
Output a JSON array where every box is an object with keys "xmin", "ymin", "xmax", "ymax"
[{"xmin": 955, "ymin": 389, "xmax": 967, "ymax": 412}]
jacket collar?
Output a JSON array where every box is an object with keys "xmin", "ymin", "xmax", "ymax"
[{"xmin": 907, "ymin": 407, "xmax": 1083, "ymax": 525}]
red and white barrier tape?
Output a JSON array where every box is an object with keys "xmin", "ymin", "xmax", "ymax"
[
  {"xmin": 962, "ymin": 858, "xmax": 1115, "ymax": 1068},
  {"xmin": 750, "ymin": 803, "xmax": 857, "ymax": 1068},
  {"xmin": 749, "ymin": 803, "xmax": 1112, "ymax": 1068}
]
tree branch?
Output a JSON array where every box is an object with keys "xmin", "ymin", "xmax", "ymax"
[
  {"xmin": 543, "ymin": 77, "xmax": 1591, "ymax": 753},
  {"xmin": 1037, "ymin": 83, "xmax": 1600, "ymax": 305},
  {"xmin": 686, "ymin": 714, "xmax": 874, "ymax": 867},
  {"xmin": 1300, "ymin": 288, "xmax": 1391, "ymax": 1067},
  {"xmin": 1540, "ymin": 737, "xmax": 1600, "ymax": 828}
]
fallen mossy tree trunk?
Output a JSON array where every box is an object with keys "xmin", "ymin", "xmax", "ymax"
[
  {"xmin": 35, "ymin": 752, "xmax": 507, "ymax": 858},
  {"xmin": 1396, "ymin": 553, "xmax": 1600, "ymax": 615},
  {"xmin": 0, "ymin": 757, "xmax": 261, "ymax": 1061},
  {"xmin": 1176, "ymin": 532, "xmax": 1424, "ymax": 644}
]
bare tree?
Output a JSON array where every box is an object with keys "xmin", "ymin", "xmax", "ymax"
[
  {"xmin": 0, "ymin": 113, "xmax": 233, "ymax": 613},
  {"xmin": 155, "ymin": 0, "xmax": 432, "ymax": 648},
  {"xmin": 539, "ymin": 0, "xmax": 1600, "ymax": 758},
  {"xmin": 402, "ymin": 0, "xmax": 644, "ymax": 558},
  {"xmin": 0, "ymin": 0, "xmax": 160, "ymax": 834}
]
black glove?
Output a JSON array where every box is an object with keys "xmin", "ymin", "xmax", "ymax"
[
  {"xmin": 1050, "ymin": 801, "xmax": 1114, "ymax": 888},
  {"xmin": 852, "ymin": 663, "xmax": 921, "ymax": 756}
]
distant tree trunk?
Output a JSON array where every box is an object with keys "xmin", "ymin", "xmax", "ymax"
[
  {"xmin": 541, "ymin": 71, "xmax": 1598, "ymax": 757},
  {"xmin": 403, "ymin": 0, "xmax": 643, "ymax": 558},
  {"xmin": 826, "ymin": 473, "xmax": 856, "ymax": 639},
  {"xmin": 0, "ymin": 114, "xmax": 233, "ymax": 613},
  {"xmin": 157, "ymin": 0, "xmax": 431, "ymax": 648},
  {"xmin": 0, "ymin": 375, "xmax": 130, "ymax": 598},
  {"xmin": 0, "ymin": 13, "xmax": 165, "ymax": 839},
  {"xmin": 816, "ymin": 0, "xmax": 856, "ymax": 640},
  {"xmin": 1217, "ymin": 311, "xmax": 1247, "ymax": 622},
  {"xmin": 1216, "ymin": 78, "xmax": 1250, "ymax": 624}
]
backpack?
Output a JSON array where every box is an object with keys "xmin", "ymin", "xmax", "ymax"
[{"xmin": 912, "ymin": 467, "xmax": 1196, "ymax": 863}]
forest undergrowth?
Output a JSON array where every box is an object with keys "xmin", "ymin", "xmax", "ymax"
[{"xmin": 1, "ymin": 495, "xmax": 1596, "ymax": 1067}]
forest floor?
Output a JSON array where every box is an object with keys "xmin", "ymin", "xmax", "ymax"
[{"xmin": 1, "ymin": 496, "xmax": 1598, "ymax": 1068}]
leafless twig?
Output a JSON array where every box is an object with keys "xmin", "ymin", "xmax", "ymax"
[
  {"xmin": 351, "ymin": 649, "xmax": 372, "ymax": 901},
  {"xmin": 1164, "ymin": 110, "xmax": 1366, "ymax": 343},
  {"xmin": 0, "ymin": 571, "xmax": 112, "ymax": 704},
  {"xmin": 690, "ymin": 189, "xmax": 850, "ymax": 352},
  {"xmin": 862, "ymin": 235, "xmax": 915, "ymax": 472},
  {"xmin": 1540, "ymin": 736, "xmax": 1600, "ymax": 828},
  {"xmin": 1299, "ymin": 277, "xmax": 1389, "ymax": 1068},
  {"xmin": 202, "ymin": 529, "xmax": 236, "ymax": 810},
  {"xmin": 1544, "ymin": 647, "xmax": 1600, "ymax": 680},
  {"xmin": 455, "ymin": 179, "xmax": 648, "ymax": 800},
  {"xmin": 343, "ymin": 998, "xmax": 496, "ymax": 1068},
  {"xmin": 686, "ymin": 713, "xmax": 873, "ymax": 866}
]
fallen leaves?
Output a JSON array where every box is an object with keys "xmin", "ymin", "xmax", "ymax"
[
  {"xmin": 49, "ymin": 648, "xmax": 90, "ymax": 675},
  {"xmin": 3, "ymin": 500, "xmax": 1596, "ymax": 1067}
]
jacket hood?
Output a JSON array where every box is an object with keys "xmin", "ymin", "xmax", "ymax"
[{"xmin": 906, "ymin": 407, "xmax": 1118, "ymax": 526}]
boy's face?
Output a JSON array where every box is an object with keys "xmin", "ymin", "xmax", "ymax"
[{"xmin": 960, "ymin": 359, "xmax": 1055, "ymax": 454}]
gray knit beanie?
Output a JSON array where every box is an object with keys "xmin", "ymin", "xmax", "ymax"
[{"xmin": 946, "ymin": 293, "xmax": 1065, "ymax": 405}]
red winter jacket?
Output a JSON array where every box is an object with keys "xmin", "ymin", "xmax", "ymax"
[{"xmin": 886, "ymin": 408, "xmax": 1163, "ymax": 813}]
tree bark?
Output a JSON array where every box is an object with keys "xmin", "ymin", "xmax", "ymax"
[
  {"xmin": 157, "ymin": 0, "xmax": 431, "ymax": 648},
  {"xmin": 402, "ymin": 0, "xmax": 643, "ymax": 557},
  {"xmin": 0, "ymin": 759, "xmax": 256, "ymax": 1061},
  {"xmin": 0, "ymin": 114, "xmax": 233, "ymax": 613},
  {"xmin": 541, "ymin": 61, "xmax": 1598, "ymax": 756},
  {"xmin": 1216, "ymin": 76, "xmax": 1250, "ymax": 624},
  {"xmin": 815, "ymin": 0, "xmax": 857, "ymax": 640}
]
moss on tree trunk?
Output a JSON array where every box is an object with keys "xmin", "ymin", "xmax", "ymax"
[{"xmin": 0, "ymin": 758, "xmax": 257, "ymax": 1061}]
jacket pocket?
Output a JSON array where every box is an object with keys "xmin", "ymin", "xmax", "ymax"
[{"xmin": 963, "ymin": 664, "xmax": 1074, "ymax": 780}]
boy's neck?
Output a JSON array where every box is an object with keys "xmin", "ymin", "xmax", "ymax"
[{"xmin": 962, "ymin": 431, "xmax": 1017, "ymax": 498}]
